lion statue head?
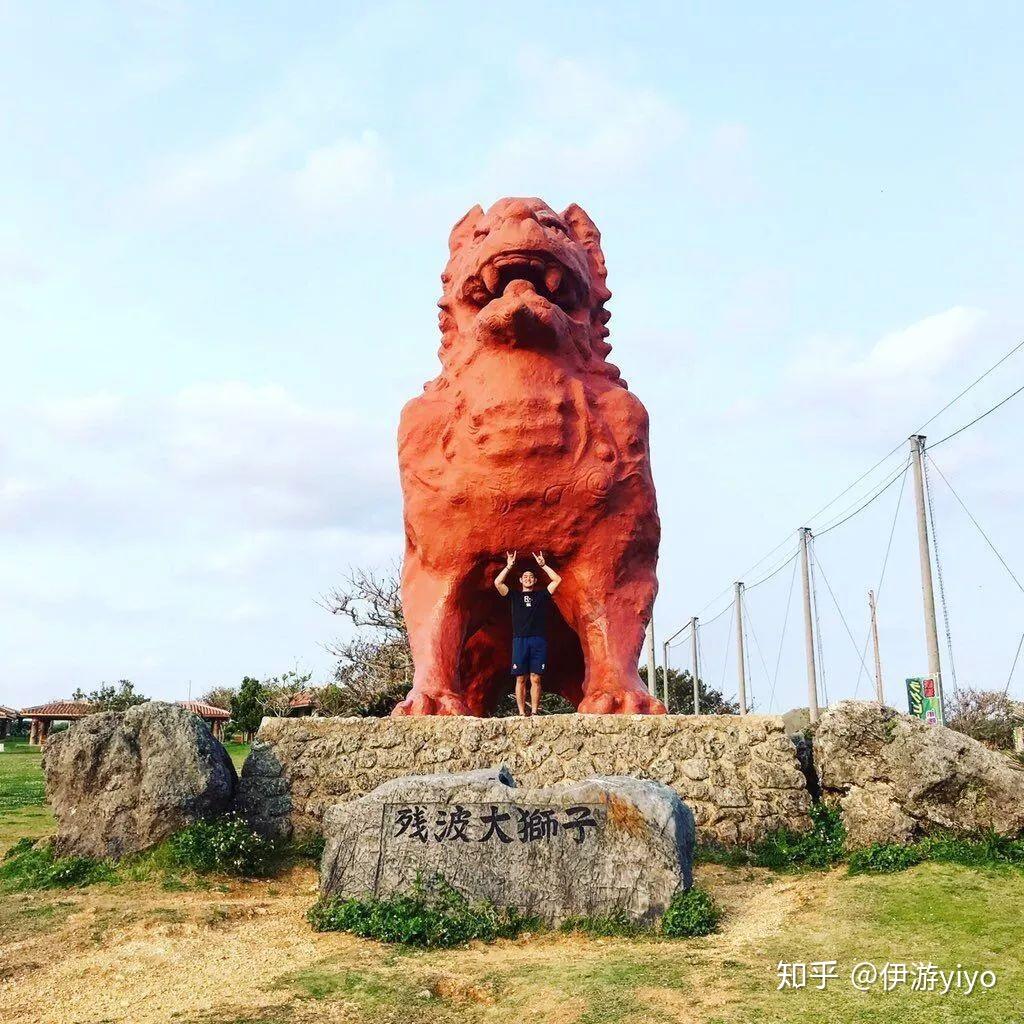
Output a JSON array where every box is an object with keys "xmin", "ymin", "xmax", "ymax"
[{"xmin": 431, "ymin": 197, "xmax": 623, "ymax": 386}]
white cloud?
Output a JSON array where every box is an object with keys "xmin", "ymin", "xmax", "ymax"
[
  {"xmin": 291, "ymin": 131, "xmax": 392, "ymax": 213},
  {"xmin": 139, "ymin": 118, "xmax": 392, "ymax": 222},
  {"xmin": 787, "ymin": 306, "xmax": 988, "ymax": 415},
  {"xmin": 484, "ymin": 56, "xmax": 687, "ymax": 191},
  {"xmin": 143, "ymin": 120, "xmax": 295, "ymax": 208},
  {"xmin": 2, "ymin": 381, "xmax": 398, "ymax": 537},
  {"xmin": 37, "ymin": 393, "xmax": 126, "ymax": 440}
]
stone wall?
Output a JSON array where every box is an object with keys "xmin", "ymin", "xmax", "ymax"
[{"xmin": 238, "ymin": 715, "xmax": 810, "ymax": 846}]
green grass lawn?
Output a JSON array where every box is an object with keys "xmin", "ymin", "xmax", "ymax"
[
  {"xmin": 225, "ymin": 740, "xmax": 251, "ymax": 772},
  {"xmin": 259, "ymin": 863, "xmax": 1024, "ymax": 1024},
  {"xmin": 2, "ymin": 731, "xmax": 1022, "ymax": 1023},
  {"xmin": 0, "ymin": 734, "xmax": 249, "ymax": 857}
]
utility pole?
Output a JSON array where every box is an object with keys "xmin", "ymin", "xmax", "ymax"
[
  {"xmin": 690, "ymin": 616, "xmax": 700, "ymax": 715},
  {"xmin": 662, "ymin": 640, "xmax": 670, "ymax": 711},
  {"xmin": 645, "ymin": 617, "xmax": 658, "ymax": 697},
  {"xmin": 909, "ymin": 435, "xmax": 943, "ymax": 707},
  {"xmin": 734, "ymin": 582, "xmax": 748, "ymax": 715},
  {"xmin": 868, "ymin": 589, "xmax": 884, "ymax": 704},
  {"xmin": 799, "ymin": 527, "xmax": 820, "ymax": 724}
]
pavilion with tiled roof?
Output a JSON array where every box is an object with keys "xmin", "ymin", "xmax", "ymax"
[
  {"xmin": 0, "ymin": 705, "xmax": 19, "ymax": 739},
  {"xmin": 177, "ymin": 700, "xmax": 230, "ymax": 739},
  {"xmin": 20, "ymin": 700, "xmax": 93, "ymax": 745},
  {"xmin": 288, "ymin": 691, "xmax": 317, "ymax": 717}
]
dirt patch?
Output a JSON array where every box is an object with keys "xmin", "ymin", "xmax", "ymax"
[{"xmin": 0, "ymin": 862, "xmax": 821, "ymax": 1024}]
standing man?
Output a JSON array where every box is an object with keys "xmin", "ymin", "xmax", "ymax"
[{"xmin": 494, "ymin": 551, "xmax": 562, "ymax": 715}]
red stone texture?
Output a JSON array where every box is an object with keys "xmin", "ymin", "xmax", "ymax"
[{"xmin": 393, "ymin": 198, "xmax": 664, "ymax": 717}]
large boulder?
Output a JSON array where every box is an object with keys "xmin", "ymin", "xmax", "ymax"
[
  {"xmin": 43, "ymin": 701, "xmax": 237, "ymax": 858},
  {"xmin": 320, "ymin": 767, "xmax": 694, "ymax": 926},
  {"xmin": 814, "ymin": 700, "xmax": 1024, "ymax": 846}
]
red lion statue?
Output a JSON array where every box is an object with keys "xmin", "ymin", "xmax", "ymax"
[{"xmin": 393, "ymin": 197, "xmax": 664, "ymax": 717}]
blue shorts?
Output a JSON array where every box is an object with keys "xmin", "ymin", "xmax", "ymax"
[{"xmin": 511, "ymin": 636, "xmax": 547, "ymax": 677}]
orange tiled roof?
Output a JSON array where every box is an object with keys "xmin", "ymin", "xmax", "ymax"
[
  {"xmin": 20, "ymin": 700, "xmax": 94, "ymax": 719},
  {"xmin": 177, "ymin": 700, "xmax": 230, "ymax": 720},
  {"xmin": 0, "ymin": 706, "xmax": 19, "ymax": 719},
  {"xmin": 289, "ymin": 691, "xmax": 316, "ymax": 709}
]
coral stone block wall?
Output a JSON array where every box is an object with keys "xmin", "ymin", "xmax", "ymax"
[{"xmin": 238, "ymin": 715, "xmax": 810, "ymax": 846}]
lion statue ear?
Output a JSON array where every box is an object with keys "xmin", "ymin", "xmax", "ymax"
[
  {"xmin": 563, "ymin": 202, "xmax": 610, "ymax": 303},
  {"xmin": 448, "ymin": 204, "xmax": 485, "ymax": 255},
  {"xmin": 562, "ymin": 203, "xmax": 600, "ymax": 246}
]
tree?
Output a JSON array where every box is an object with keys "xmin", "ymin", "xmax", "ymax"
[
  {"xmin": 72, "ymin": 680, "xmax": 148, "ymax": 713},
  {"xmin": 320, "ymin": 567, "xmax": 413, "ymax": 717},
  {"xmin": 200, "ymin": 685, "xmax": 237, "ymax": 712},
  {"xmin": 230, "ymin": 677, "xmax": 267, "ymax": 742},
  {"xmin": 638, "ymin": 666, "xmax": 740, "ymax": 715},
  {"xmin": 946, "ymin": 688, "xmax": 1024, "ymax": 750},
  {"xmin": 261, "ymin": 669, "xmax": 314, "ymax": 717}
]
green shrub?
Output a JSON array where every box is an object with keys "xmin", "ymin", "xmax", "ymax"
[
  {"xmin": 661, "ymin": 886, "xmax": 720, "ymax": 937},
  {"xmin": 753, "ymin": 803, "xmax": 845, "ymax": 870},
  {"xmin": 560, "ymin": 909, "xmax": 645, "ymax": 938},
  {"xmin": 845, "ymin": 831, "xmax": 1024, "ymax": 875},
  {"xmin": 167, "ymin": 815, "xmax": 279, "ymax": 877},
  {"xmin": 308, "ymin": 876, "xmax": 534, "ymax": 947},
  {"xmin": 919, "ymin": 830, "xmax": 1024, "ymax": 868},
  {"xmin": 0, "ymin": 839, "xmax": 117, "ymax": 892},
  {"xmin": 848, "ymin": 843, "xmax": 925, "ymax": 874}
]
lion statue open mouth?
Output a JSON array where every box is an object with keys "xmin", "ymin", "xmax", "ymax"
[{"xmin": 393, "ymin": 197, "xmax": 664, "ymax": 716}]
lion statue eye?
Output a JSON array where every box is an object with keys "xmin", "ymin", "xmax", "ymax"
[
  {"xmin": 539, "ymin": 216, "xmax": 569, "ymax": 236},
  {"xmin": 473, "ymin": 227, "xmax": 490, "ymax": 240}
]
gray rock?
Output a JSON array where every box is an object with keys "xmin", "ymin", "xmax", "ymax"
[
  {"xmin": 815, "ymin": 700, "xmax": 1024, "ymax": 846},
  {"xmin": 319, "ymin": 769, "xmax": 694, "ymax": 926},
  {"xmin": 43, "ymin": 701, "xmax": 237, "ymax": 859}
]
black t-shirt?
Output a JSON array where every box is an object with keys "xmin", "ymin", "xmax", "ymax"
[{"xmin": 508, "ymin": 588, "xmax": 551, "ymax": 638}]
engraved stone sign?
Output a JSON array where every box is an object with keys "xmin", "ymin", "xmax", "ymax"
[{"xmin": 319, "ymin": 768, "xmax": 694, "ymax": 925}]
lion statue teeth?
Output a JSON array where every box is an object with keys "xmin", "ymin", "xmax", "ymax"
[{"xmin": 393, "ymin": 197, "xmax": 665, "ymax": 717}]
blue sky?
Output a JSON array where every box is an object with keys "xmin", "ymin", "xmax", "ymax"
[{"xmin": 3, "ymin": 1, "xmax": 1023, "ymax": 712}]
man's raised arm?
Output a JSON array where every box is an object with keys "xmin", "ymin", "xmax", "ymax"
[
  {"xmin": 533, "ymin": 551, "xmax": 561, "ymax": 593},
  {"xmin": 494, "ymin": 550, "xmax": 516, "ymax": 597}
]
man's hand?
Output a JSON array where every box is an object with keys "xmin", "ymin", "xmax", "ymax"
[
  {"xmin": 533, "ymin": 552, "xmax": 561, "ymax": 593},
  {"xmin": 494, "ymin": 551, "xmax": 516, "ymax": 597}
]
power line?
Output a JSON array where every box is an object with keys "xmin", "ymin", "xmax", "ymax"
[
  {"xmin": 854, "ymin": 460, "xmax": 910, "ymax": 696},
  {"xmin": 718, "ymin": 601, "xmax": 735, "ymax": 693},
  {"xmin": 702, "ymin": 596, "xmax": 737, "ymax": 628},
  {"xmin": 1005, "ymin": 632, "xmax": 1024, "ymax": 697},
  {"xmin": 742, "ymin": 590, "xmax": 771, "ymax": 710},
  {"xmin": 746, "ymin": 548, "xmax": 799, "ymax": 591},
  {"xmin": 804, "ymin": 337, "xmax": 1024, "ymax": 525},
  {"xmin": 676, "ymin": 337, "xmax": 1024, "ymax": 639},
  {"xmin": 813, "ymin": 547, "xmax": 875, "ymax": 685},
  {"xmin": 815, "ymin": 459, "xmax": 911, "ymax": 537},
  {"xmin": 930, "ymin": 381, "xmax": 1024, "ymax": 449},
  {"xmin": 768, "ymin": 554, "xmax": 800, "ymax": 712},
  {"xmin": 926, "ymin": 453, "xmax": 1024, "ymax": 596}
]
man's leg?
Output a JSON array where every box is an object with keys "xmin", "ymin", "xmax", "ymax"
[
  {"xmin": 515, "ymin": 675, "xmax": 528, "ymax": 715},
  {"xmin": 529, "ymin": 673, "xmax": 542, "ymax": 715}
]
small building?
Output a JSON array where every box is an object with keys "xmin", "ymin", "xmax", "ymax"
[
  {"xmin": 21, "ymin": 700, "xmax": 94, "ymax": 745},
  {"xmin": 288, "ymin": 691, "xmax": 317, "ymax": 717},
  {"xmin": 0, "ymin": 706, "xmax": 19, "ymax": 739},
  {"xmin": 176, "ymin": 700, "xmax": 231, "ymax": 739}
]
